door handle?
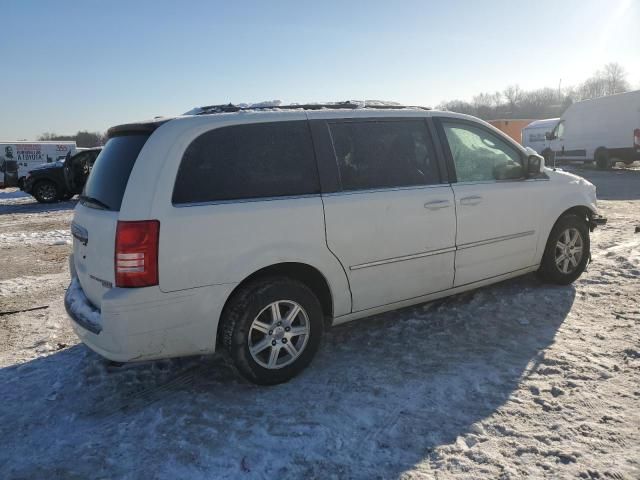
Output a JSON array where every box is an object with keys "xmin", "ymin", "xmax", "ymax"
[
  {"xmin": 460, "ymin": 195, "xmax": 482, "ymax": 206},
  {"xmin": 424, "ymin": 199, "xmax": 450, "ymax": 210},
  {"xmin": 424, "ymin": 200, "xmax": 450, "ymax": 210}
]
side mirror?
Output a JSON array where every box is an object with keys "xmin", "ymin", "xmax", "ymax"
[
  {"xmin": 527, "ymin": 154, "xmax": 544, "ymax": 176},
  {"xmin": 545, "ymin": 132, "xmax": 554, "ymax": 141}
]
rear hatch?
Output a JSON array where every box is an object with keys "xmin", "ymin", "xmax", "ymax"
[{"xmin": 72, "ymin": 134, "xmax": 150, "ymax": 308}]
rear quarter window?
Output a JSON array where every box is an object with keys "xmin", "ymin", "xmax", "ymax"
[
  {"xmin": 172, "ymin": 121, "xmax": 319, "ymax": 204},
  {"xmin": 82, "ymin": 134, "xmax": 149, "ymax": 211}
]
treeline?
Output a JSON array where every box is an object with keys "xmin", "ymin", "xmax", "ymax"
[
  {"xmin": 38, "ymin": 130, "xmax": 105, "ymax": 148},
  {"xmin": 438, "ymin": 62, "xmax": 633, "ymax": 120}
]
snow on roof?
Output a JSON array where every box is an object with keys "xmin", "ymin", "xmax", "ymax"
[{"xmin": 182, "ymin": 100, "xmax": 412, "ymax": 116}]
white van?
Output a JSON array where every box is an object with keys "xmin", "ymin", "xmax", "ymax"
[
  {"xmin": 65, "ymin": 103, "xmax": 605, "ymax": 384},
  {"xmin": 0, "ymin": 141, "xmax": 77, "ymax": 187},
  {"xmin": 544, "ymin": 90, "xmax": 640, "ymax": 169},
  {"xmin": 522, "ymin": 118, "xmax": 559, "ymax": 154}
]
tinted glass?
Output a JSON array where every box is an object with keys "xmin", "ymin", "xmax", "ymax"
[
  {"xmin": 328, "ymin": 120, "xmax": 439, "ymax": 191},
  {"xmin": 442, "ymin": 122, "xmax": 523, "ymax": 182},
  {"xmin": 173, "ymin": 121, "xmax": 318, "ymax": 204},
  {"xmin": 82, "ymin": 134, "xmax": 149, "ymax": 210}
]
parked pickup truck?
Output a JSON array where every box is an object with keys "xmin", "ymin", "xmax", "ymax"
[{"xmin": 22, "ymin": 147, "xmax": 102, "ymax": 203}]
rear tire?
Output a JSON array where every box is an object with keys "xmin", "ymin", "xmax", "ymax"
[
  {"xmin": 538, "ymin": 214, "xmax": 590, "ymax": 285},
  {"xmin": 32, "ymin": 180, "xmax": 60, "ymax": 203},
  {"xmin": 221, "ymin": 277, "xmax": 324, "ymax": 385},
  {"xmin": 595, "ymin": 148, "xmax": 611, "ymax": 170}
]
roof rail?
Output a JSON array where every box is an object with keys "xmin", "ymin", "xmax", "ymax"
[{"xmin": 191, "ymin": 101, "xmax": 430, "ymax": 115}]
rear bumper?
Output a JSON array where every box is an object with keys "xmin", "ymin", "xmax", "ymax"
[{"xmin": 65, "ymin": 255, "xmax": 236, "ymax": 362}]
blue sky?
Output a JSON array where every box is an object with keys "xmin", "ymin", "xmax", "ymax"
[{"xmin": 1, "ymin": 0, "xmax": 638, "ymax": 140}]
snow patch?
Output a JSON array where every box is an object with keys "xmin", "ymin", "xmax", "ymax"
[
  {"xmin": 0, "ymin": 273, "xmax": 69, "ymax": 298},
  {"xmin": 64, "ymin": 277, "xmax": 101, "ymax": 331},
  {"xmin": 0, "ymin": 229, "xmax": 71, "ymax": 246},
  {"xmin": 0, "ymin": 188, "xmax": 30, "ymax": 200}
]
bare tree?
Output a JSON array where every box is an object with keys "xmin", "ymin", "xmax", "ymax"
[
  {"xmin": 602, "ymin": 62, "xmax": 630, "ymax": 95},
  {"xmin": 503, "ymin": 85, "xmax": 522, "ymax": 113},
  {"xmin": 576, "ymin": 63, "xmax": 630, "ymax": 100}
]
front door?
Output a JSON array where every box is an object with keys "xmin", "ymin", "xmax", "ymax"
[
  {"xmin": 436, "ymin": 118, "xmax": 543, "ymax": 287},
  {"xmin": 316, "ymin": 117, "xmax": 457, "ymax": 312}
]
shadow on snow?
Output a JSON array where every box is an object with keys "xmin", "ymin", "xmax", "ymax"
[{"xmin": 0, "ymin": 274, "xmax": 575, "ymax": 479}]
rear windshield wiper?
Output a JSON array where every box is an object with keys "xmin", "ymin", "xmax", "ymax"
[{"xmin": 79, "ymin": 195, "xmax": 111, "ymax": 210}]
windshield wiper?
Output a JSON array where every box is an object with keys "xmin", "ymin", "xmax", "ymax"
[{"xmin": 79, "ymin": 195, "xmax": 111, "ymax": 210}]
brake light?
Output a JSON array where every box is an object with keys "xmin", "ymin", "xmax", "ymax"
[
  {"xmin": 115, "ymin": 220, "xmax": 160, "ymax": 287},
  {"xmin": 634, "ymin": 129, "xmax": 640, "ymax": 149}
]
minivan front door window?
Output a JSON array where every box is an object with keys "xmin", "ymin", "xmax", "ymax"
[{"xmin": 442, "ymin": 123, "xmax": 524, "ymax": 182}]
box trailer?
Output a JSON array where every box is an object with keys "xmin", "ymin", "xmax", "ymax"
[
  {"xmin": 0, "ymin": 141, "xmax": 77, "ymax": 188},
  {"xmin": 487, "ymin": 119, "xmax": 536, "ymax": 145},
  {"xmin": 544, "ymin": 90, "xmax": 640, "ymax": 169}
]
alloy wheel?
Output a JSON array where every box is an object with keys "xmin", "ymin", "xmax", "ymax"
[
  {"xmin": 248, "ymin": 300, "xmax": 311, "ymax": 369},
  {"xmin": 555, "ymin": 228, "xmax": 584, "ymax": 274}
]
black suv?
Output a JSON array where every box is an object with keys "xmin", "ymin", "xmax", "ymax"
[{"xmin": 22, "ymin": 148, "xmax": 102, "ymax": 203}]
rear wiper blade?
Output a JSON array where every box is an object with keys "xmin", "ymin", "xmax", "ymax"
[{"xmin": 79, "ymin": 195, "xmax": 111, "ymax": 210}]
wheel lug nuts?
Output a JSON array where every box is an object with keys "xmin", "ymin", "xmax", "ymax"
[
  {"xmin": 268, "ymin": 330, "xmax": 273, "ymax": 335},
  {"xmin": 277, "ymin": 322, "xmax": 282, "ymax": 326},
  {"xmin": 272, "ymin": 340, "xmax": 277, "ymax": 346},
  {"xmin": 285, "ymin": 327, "xmax": 290, "ymax": 332},
  {"xmin": 282, "ymin": 338, "xmax": 287, "ymax": 344}
]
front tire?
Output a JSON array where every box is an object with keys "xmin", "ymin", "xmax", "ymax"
[
  {"xmin": 538, "ymin": 214, "xmax": 590, "ymax": 285},
  {"xmin": 221, "ymin": 277, "xmax": 324, "ymax": 385},
  {"xmin": 32, "ymin": 180, "xmax": 60, "ymax": 203}
]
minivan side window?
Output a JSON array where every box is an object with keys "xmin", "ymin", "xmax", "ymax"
[
  {"xmin": 442, "ymin": 122, "xmax": 524, "ymax": 182},
  {"xmin": 173, "ymin": 121, "xmax": 319, "ymax": 204},
  {"xmin": 328, "ymin": 120, "xmax": 440, "ymax": 191}
]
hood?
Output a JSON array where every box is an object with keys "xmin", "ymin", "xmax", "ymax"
[
  {"xmin": 29, "ymin": 160, "xmax": 64, "ymax": 172},
  {"xmin": 545, "ymin": 167, "xmax": 594, "ymax": 188}
]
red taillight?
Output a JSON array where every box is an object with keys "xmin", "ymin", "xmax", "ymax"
[
  {"xmin": 634, "ymin": 129, "xmax": 640, "ymax": 149},
  {"xmin": 115, "ymin": 220, "xmax": 159, "ymax": 288}
]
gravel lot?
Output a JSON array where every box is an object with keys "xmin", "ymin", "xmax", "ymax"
[{"xmin": 0, "ymin": 164, "xmax": 638, "ymax": 479}]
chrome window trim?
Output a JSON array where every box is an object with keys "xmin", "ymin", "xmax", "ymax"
[
  {"xmin": 172, "ymin": 193, "xmax": 321, "ymax": 208},
  {"xmin": 323, "ymin": 183, "xmax": 451, "ymax": 198},
  {"xmin": 453, "ymin": 177, "xmax": 549, "ymax": 186}
]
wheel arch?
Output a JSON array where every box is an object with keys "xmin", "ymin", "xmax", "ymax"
[
  {"xmin": 535, "ymin": 204, "xmax": 596, "ymax": 266},
  {"xmin": 218, "ymin": 262, "xmax": 335, "ymax": 344}
]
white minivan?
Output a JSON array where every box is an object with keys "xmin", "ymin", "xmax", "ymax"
[
  {"xmin": 66, "ymin": 103, "xmax": 606, "ymax": 384},
  {"xmin": 543, "ymin": 90, "xmax": 640, "ymax": 169}
]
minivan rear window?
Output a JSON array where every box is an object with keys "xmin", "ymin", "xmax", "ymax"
[{"xmin": 82, "ymin": 134, "xmax": 149, "ymax": 211}]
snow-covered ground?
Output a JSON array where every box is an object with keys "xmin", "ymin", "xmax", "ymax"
[{"xmin": 0, "ymin": 169, "xmax": 638, "ymax": 479}]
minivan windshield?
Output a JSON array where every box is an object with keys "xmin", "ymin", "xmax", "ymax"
[{"xmin": 82, "ymin": 134, "xmax": 149, "ymax": 211}]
